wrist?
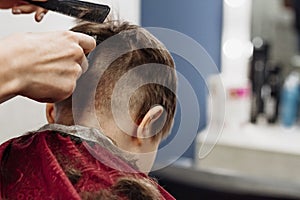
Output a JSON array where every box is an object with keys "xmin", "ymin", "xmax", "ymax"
[
  {"xmin": 0, "ymin": 39, "xmax": 22, "ymax": 102},
  {"xmin": 0, "ymin": 68, "xmax": 21, "ymax": 103}
]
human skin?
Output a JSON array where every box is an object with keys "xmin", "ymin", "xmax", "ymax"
[
  {"xmin": 0, "ymin": 0, "xmax": 96, "ymax": 103},
  {"xmin": 0, "ymin": 0, "xmax": 48, "ymax": 22},
  {"xmin": 0, "ymin": 31, "xmax": 96, "ymax": 103}
]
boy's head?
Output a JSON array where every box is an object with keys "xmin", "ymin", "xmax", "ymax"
[{"xmin": 46, "ymin": 21, "xmax": 177, "ymax": 170}]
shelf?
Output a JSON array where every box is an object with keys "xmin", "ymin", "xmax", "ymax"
[
  {"xmin": 203, "ymin": 123, "xmax": 300, "ymax": 155},
  {"xmin": 195, "ymin": 123, "xmax": 300, "ymax": 184}
]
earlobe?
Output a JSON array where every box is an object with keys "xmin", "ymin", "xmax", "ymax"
[
  {"xmin": 137, "ymin": 105, "xmax": 165, "ymax": 139},
  {"xmin": 46, "ymin": 103, "xmax": 56, "ymax": 124}
]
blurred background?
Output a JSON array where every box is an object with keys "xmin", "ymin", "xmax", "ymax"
[{"xmin": 1, "ymin": 0, "xmax": 300, "ymax": 199}]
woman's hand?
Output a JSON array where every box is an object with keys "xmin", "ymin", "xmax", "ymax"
[
  {"xmin": 0, "ymin": 0, "xmax": 48, "ymax": 22},
  {"xmin": 0, "ymin": 31, "xmax": 96, "ymax": 103}
]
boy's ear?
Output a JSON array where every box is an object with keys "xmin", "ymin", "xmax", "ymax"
[
  {"xmin": 137, "ymin": 105, "xmax": 165, "ymax": 140},
  {"xmin": 46, "ymin": 103, "xmax": 56, "ymax": 124}
]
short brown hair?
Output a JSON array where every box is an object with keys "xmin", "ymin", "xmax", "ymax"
[{"xmin": 70, "ymin": 21, "xmax": 177, "ymax": 139}]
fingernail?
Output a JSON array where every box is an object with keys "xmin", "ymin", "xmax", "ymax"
[
  {"xmin": 12, "ymin": 9, "xmax": 21, "ymax": 14},
  {"xmin": 37, "ymin": 13, "xmax": 45, "ymax": 21}
]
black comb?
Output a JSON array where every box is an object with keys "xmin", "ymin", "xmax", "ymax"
[{"xmin": 25, "ymin": 0, "xmax": 110, "ymax": 23}]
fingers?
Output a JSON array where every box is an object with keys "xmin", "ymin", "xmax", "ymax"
[
  {"xmin": 12, "ymin": 4, "xmax": 38, "ymax": 13},
  {"xmin": 71, "ymin": 33, "xmax": 96, "ymax": 78},
  {"xmin": 74, "ymin": 32, "xmax": 97, "ymax": 54},
  {"xmin": 80, "ymin": 56, "xmax": 89, "ymax": 75},
  {"xmin": 34, "ymin": 7, "xmax": 47, "ymax": 22},
  {"xmin": 12, "ymin": 3, "xmax": 47, "ymax": 22}
]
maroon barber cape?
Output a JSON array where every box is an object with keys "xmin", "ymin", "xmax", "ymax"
[{"xmin": 0, "ymin": 124, "xmax": 175, "ymax": 200}]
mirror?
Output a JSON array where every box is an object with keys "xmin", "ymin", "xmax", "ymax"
[{"xmin": 252, "ymin": 0, "xmax": 299, "ymax": 71}]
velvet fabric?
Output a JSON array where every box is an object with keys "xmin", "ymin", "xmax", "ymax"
[{"xmin": 0, "ymin": 124, "xmax": 175, "ymax": 200}]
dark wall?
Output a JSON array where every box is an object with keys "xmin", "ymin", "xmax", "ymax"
[{"xmin": 141, "ymin": 0, "xmax": 223, "ymax": 159}]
